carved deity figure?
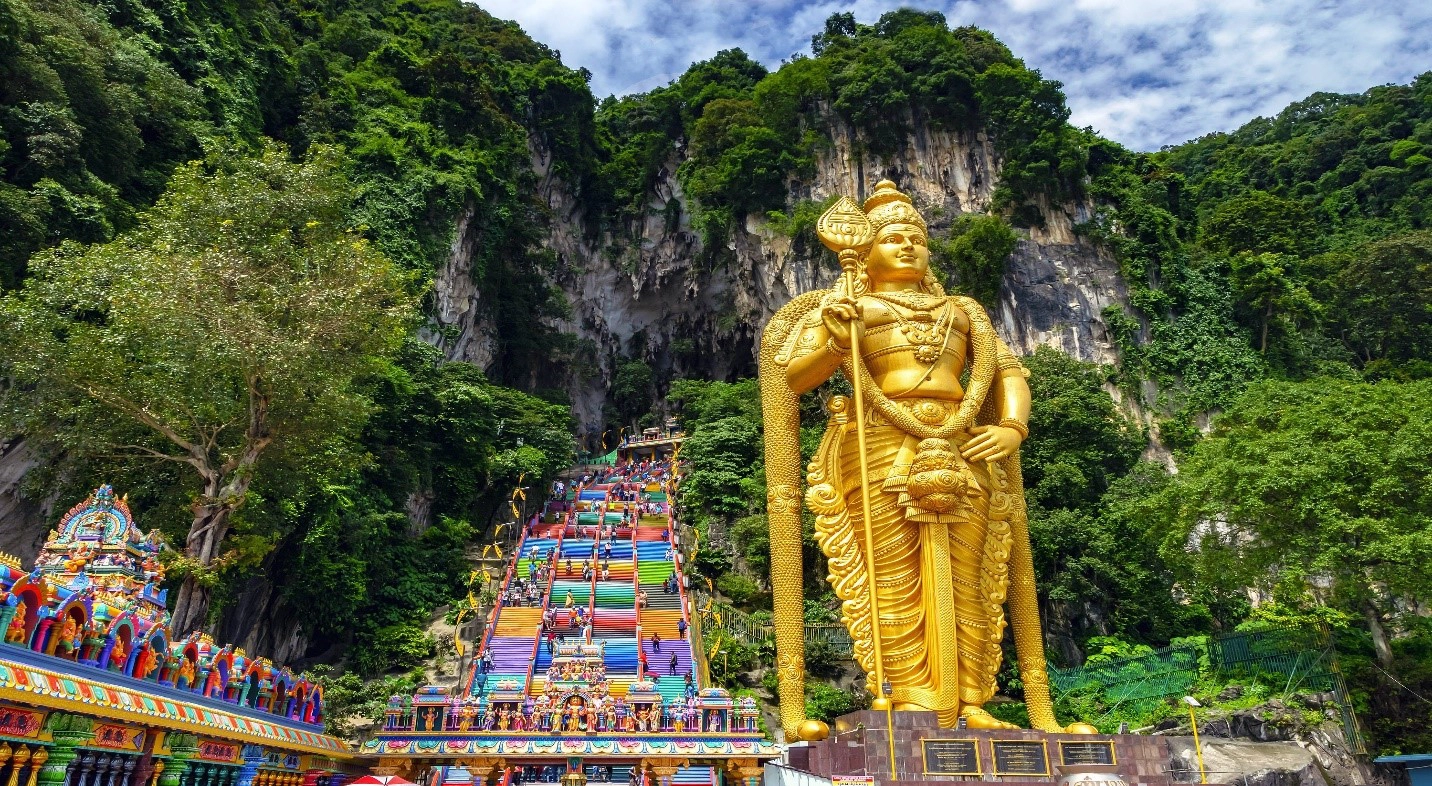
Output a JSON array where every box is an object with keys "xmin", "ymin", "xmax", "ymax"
[
  {"xmin": 108, "ymin": 637, "xmax": 127, "ymax": 670},
  {"xmin": 53, "ymin": 616, "xmax": 79, "ymax": 657},
  {"xmin": 762, "ymin": 181, "xmax": 1094, "ymax": 740},
  {"xmin": 5, "ymin": 602, "xmax": 26, "ymax": 644},
  {"xmin": 134, "ymin": 643, "xmax": 157, "ymax": 679}
]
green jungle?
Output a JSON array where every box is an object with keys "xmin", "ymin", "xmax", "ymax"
[{"xmin": 0, "ymin": 0, "xmax": 1429, "ymax": 756}]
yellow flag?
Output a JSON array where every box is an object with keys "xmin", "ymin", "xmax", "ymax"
[{"xmin": 453, "ymin": 608, "xmax": 470, "ymax": 657}]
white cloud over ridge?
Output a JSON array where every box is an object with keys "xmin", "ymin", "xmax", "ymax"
[{"xmin": 473, "ymin": 0, "xmax": 1432, "ymax": 151}]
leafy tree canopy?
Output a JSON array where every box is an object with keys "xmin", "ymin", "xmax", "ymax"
[{"xmin": 0, "ymin": 142, "xmax": 416, "ymax": 629}]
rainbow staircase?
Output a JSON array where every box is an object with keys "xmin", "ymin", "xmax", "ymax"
[{"xmin": 473, "ymin": 467, "xmax": 698, "ymax": 708}]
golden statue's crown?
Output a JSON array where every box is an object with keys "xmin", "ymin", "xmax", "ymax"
[{"xmin": 862, "ymin": 180, "xmax": 926, "ymax": 233}]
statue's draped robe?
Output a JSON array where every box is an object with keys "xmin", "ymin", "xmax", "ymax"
[{"xmin": 795, "ymin": 294, "xmax": 1028, "ymax": 726}]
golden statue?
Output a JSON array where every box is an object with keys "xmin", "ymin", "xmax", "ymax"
[{"xmin": 761, "ymin": 181, "xmax": 1092, "ymax": 740}]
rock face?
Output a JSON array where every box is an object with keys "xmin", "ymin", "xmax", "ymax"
[
  {"xmin": 1163, "ymin": 705, "xmax": 1378, "ymax": 786},
  {"xmin": 0, "ymin": 439, "xmax": 49, "ymax": 562},
  {"xmin": 432, "ymin": 109, "xmax": 1130, "ymax": 429}
]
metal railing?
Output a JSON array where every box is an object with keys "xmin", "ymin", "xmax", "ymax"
[{"xmin": 1048, "ymin": 624, "xmax": 1366, "ymax": 754}]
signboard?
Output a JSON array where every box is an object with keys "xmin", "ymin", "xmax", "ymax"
[
  {"xmin": 197, "ymin": 740, "xmax": 242, "ymax": 764},
  {"xmin": 0, "ymin": 707, "xmax": 46, "ymax": 739},
  {"xmin": 90, "ymin": 724, "xmax": 145, "ymax": 752},
  {"xmin": 921, "ymin": 739, "xmax": 981, "ymax": 776},
  {"xmin": 992, "ymin": 740, "xmax": 1049, "ymax": 776},
  {"xmin": 1059, "ymin": 740, "xmax": 1116, "ymax": 765},
  {"xmin": 831, "ymin": 777, "xmax": 875, "ymax": 786}
]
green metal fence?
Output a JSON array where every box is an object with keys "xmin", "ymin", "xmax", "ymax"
[{"xmin": 1048, "ymin": 624, "xmax": 1365, "ymax": 754}]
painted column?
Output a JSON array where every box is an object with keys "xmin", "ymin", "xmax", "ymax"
[
  {"xmin": 106, "ymin": 755, "xmax": 126, "ymax": 786},
  {"xmin": 7, "ymin": 742, "xmax": 32, "ymax": 786},
  {"xmin": 157, "ymin": 737, "xmax": 196, "ymax": 786},
  {"xmin": 233, "ymin": 746, "xmax": 264, "ymax": 786},
  {"xmin": 25, "ymin": 748, "xmax": 49, "ymax": 786},
  {"xmin": 456, "ymin": 758, "xmax": 503, "ymax": 786},
  {"xmin": 72, "ymin": 752, "xmax": 96, "ymax": 786},
  {"xmin": 34, "ymin": 719, "xmax": 90, "ymax": 786},
  {"xmin": 724, "ymin": 760, "xmax": 761, "ymax": 786}
]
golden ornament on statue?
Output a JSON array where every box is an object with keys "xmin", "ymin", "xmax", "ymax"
[{"xmin": 761, "ymin": 180, "xmax": 1088, "ymax": 740}]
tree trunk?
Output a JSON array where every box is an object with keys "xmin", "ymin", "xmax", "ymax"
[
  {"xmin": 167, "ymin": 482, "xmax": 246, "ymax": 635},
  {"xmin": 1261, "ymin": 303, "xmax": 1272, "ymax": 354},
  {"xmin": 1363, "ymin": 598, "xmax": 1395, "ymax": 672}
]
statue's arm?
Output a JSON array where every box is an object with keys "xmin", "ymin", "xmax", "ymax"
[
  {"xmin": 961, "ymin": 338, "xmax": 1031, "ymax": 463},
  {"xmin": 784, "ymin": 318, "xmax": 845, "ymax": 395},
  {"xmin": 991, "ymin": 365, "xmax": 1031, "ymax": 426}
]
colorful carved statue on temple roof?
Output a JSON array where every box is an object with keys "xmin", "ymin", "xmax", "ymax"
[
  {"xmin": 134, "ymin": 643, "xmax": 157, "ymax": 680},
  {"xmin": 5, "ymin": 601, "xmax": 26, "ymax": 644},
  {"xmin": 54, "ymin": 616, "xmax": 79, "ymax": 658},
  {"xmin": 108, "ymin": 637, "xmax": 127, "ymax": 671}
]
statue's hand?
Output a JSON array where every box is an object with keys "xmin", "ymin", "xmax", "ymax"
[
  {"xmin": 821, "ymin": 296, "xmax": 860, "ymax": 349},
  {"xmin": 961, "ymin": 425, "xmax": 1022, "ymax": 463}
]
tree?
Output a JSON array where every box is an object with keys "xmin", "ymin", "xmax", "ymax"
[
  {"xmin": 931, "ymin": 213, "xmax": 1017, "ymax": 306},
  {"xmin": 1152, "ymin": 378, "xmax": 1432, "ymax": 670},
  {"xmin": 1200, "ymin": 191, "xmax": 1315, "ymax": 256},
  {"xmin": 0, "ymin": 143, "xmax": 416, "ymax": 632},
  {"xmin": 1317, "ymin": 231, "xmax": 1432, "ymax": 370},
  {"xmin": 609, "ymin": 359, "xmax": 655, "ymax": 427},
  {"xmin": 1226, "ymin": 251, "xmax": 1315, "ymax": 353}
]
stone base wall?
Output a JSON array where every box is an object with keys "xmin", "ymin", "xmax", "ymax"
[{"xmin": 788, "ymin": 710, "xmax": 1202, "ymax": 785}]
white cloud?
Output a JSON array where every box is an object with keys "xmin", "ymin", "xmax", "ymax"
[{"xmin": 472, "ymin": 0, "xmax": 1432, "ymax": 150}]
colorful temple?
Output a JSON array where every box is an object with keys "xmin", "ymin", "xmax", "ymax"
[
  {"xmin": 614, "ymin": 422, "xmax": 683, "ymax": 465},
  {"xmin": 0, "ymin": 487, "xmax": 357, "ymax": 786},
  {"xmin": 365, "ymin": 460, "xmax": 779, "ymax": 786}
]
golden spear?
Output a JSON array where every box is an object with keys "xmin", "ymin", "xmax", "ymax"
[{"xmin": 815, "ymin": 197, "xmax": 890, "ymax": 711}]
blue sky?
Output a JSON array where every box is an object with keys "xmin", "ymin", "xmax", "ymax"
[{"xmin": 474, "ymin": 0, "xmax": 1432, "ymax": 151}]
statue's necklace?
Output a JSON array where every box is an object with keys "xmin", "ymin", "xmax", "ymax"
[{"xmin": 870, "ymin": 291, "xmax": 951, "ymax": 364}]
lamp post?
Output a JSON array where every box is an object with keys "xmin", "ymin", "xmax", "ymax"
[
  {"xmin": 1182, "ymin": 696, "xmax": 1206, "ymax": 784},
  {"xmin": 882, "ymin": 679, "xmax": 896, "ymax": 782}
]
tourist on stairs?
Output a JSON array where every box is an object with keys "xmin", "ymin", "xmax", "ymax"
[
  {"xmin": 677, "ymin": 618, "xmax": 688, "ymax": 640},
  {"xmin": 651, "ymin": 631, "xmax": 661, "ymax": 652}
]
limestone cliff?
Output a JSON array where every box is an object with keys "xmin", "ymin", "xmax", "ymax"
[{"xmin": 431, "ymin": 109, "xmax": 1132, "ymax": 429}]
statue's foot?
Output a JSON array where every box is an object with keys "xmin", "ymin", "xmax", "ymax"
[
  {"xmin": 1064, "ymin": 722, "xmax": 1100, "ymax": 735},
  {"xmin": 797, "ymin": 719, "xmax": 830, "ymax": 741},
  {"xmin": 959, "ymin": 705, "xmax": 1019, "ymax": 730}
]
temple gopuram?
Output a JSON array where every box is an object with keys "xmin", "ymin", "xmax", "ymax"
[
  {"xmin": 0, "ymin": 486, "xmax": 358, "ymax": 786},
  {"xmin": 365, "ymin": 460, "xmax": 780, "ymax": 786}
]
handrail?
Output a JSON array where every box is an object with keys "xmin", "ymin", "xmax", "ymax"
[
  {"xmin": 473, "ymin": 520, "xmax": 531, "ymax": 690},
  {"xmin": 630, "ymin": 494, "xmax": 645, "ymax": 678},
  {"xmin": 586, "ymin": 507, "xmax": 598, "ymax": 643}
]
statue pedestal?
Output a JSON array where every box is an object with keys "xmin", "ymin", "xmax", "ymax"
[{"xmin": 786, "ymin": 710, "xmax": 1207, "ymax": 785}]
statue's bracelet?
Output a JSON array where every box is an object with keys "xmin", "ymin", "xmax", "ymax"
[
  {"xmin": 826, "ymin": 338, "xmax": 851, "ymax": 356},
  {"xmin": 999, "ymin": 418, "xmax": 1029, "ymax": 439}
]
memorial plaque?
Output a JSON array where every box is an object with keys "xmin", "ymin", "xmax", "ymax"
[
  {"xmin": 992, "ymin": 740, "xmax": 1049, "ymax": 776},
  {"xmin": 1060, "ymin": 740, "xmax": 1116, "ymax": 765},
  {"xmin": 921, "ymin": 739, "xmax": 981, "ymax": 775}
]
